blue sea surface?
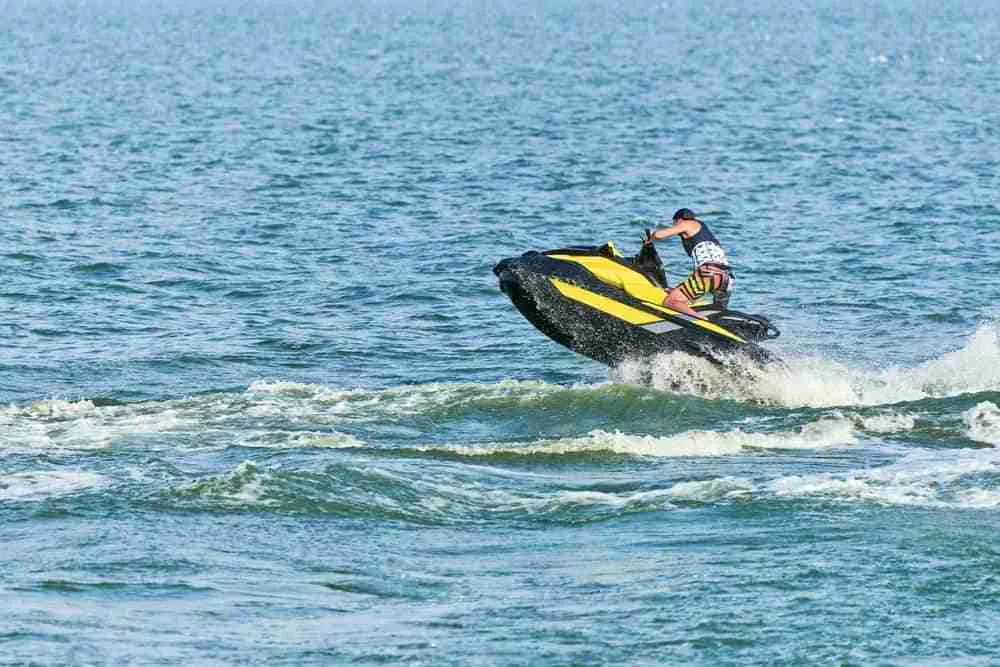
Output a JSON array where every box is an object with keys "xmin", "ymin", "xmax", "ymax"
[{"xmin": 2, "ymin": 0, "xmax": 1000, "ymax": 663}]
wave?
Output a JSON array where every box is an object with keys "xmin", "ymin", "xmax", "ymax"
[
  {"xmin": 0, "ymin": 387, "xmax": 983, "ymax": 457},
  {"xmin": 393, "ymin": 416, "xmax": 860, "ymax": 459},
  {"xmin": 613, "ymin": 323, "xmax": 1000, "ymax": 408},
  {"xmin": 3, "ymin": 380, "xmax": 608, "ymax": 454},
  {"xmin": 0, "ymin": 395, "xmax": 363, "ymax": 453},
  {"xmin": 0, "ymin": 398, "xmax": 195, "ymax": 452},
  {"xmin": 157, "ymin": 436, "xmax": 1000, "ymax": 523},
  {"xmin": 662, "ymin": 454, "xmax": 1000, "ymax": 510},
  {"xmin": 765, "ymin": 446, "xmax": 1000, "ymax": 509},
  {"xmin": 4, "ymin": 325, "xmax": 999, "ymax": 457},
  {"xmin": 0, "ymin": 471, "xmax": 104, "ymax": 502},
  {"xmin": 245, "ymin": 377, "xmax": 635, "ymax": 422},
  {"xmin": 161, "ymin": 460, "xmax": 683, "ymax": 524}
]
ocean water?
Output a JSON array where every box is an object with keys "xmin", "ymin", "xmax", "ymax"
[{"xmin": 2, "ymin": 0, "xmax": 1000, "ymax": 663}]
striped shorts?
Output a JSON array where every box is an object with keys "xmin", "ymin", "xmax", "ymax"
[{"xmin": 678, "ymin": 263, "xmax": 732, "ymax": 301}]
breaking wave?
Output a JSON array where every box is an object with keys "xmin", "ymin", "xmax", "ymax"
[
  {"xmin": 4, "ymin": 324, "xmax": 999, "ymax": 524},
  {"xmin": 614, "ymin": 323, "xmax": 1000, "ymax": 408}
]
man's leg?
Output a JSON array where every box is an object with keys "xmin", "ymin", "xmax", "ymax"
[{"xmin": 663, "ymin": 286, "xmax": 702, "ymax": 318}]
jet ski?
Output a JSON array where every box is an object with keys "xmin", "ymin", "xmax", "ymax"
[{"xmin": 493, "ymin": 238, "xmax": 780, "ymax": 367}]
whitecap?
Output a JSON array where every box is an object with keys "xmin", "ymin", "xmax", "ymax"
[
  {"xmin": 0, "ymin": 471, "xmax": 104, "ymax": 502},
  {"xmin": 964, "ymin": 401, "xmax": 1000, "ymax": 446}
]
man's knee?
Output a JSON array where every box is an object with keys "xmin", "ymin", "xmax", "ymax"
[{"xmin": 664, "ymin": 288, "xmax": 688, "ymax": 308}]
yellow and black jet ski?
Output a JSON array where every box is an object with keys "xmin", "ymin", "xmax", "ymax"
[{"xmin": 494, "ymin": 239, "xmax": 779, "ymax": 367}]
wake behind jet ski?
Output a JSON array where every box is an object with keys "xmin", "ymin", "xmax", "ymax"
[{"xmin": 493, "ymin": 238, "xmax": 780, "ymax": 367}]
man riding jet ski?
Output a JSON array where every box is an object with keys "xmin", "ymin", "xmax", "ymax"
[
  {"xmin": 647, "ymin": 208, "xmax": 733, "ymax": 317},
  {"xmin": 493, "ymin": 211, "xmax": 779, "ymax": 367}
]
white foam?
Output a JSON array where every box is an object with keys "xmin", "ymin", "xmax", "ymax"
[
  {"xmin": 174, "ymin": 461, "xmax": 277, "ymax": 507},
  {"xmin": 613, "ymin": 352, "xmax": 878, "ymax": 407},
  {"xmin": 225, "ymin": 462, "xmax": 273, "ymax": 505},
  {"xmin": 856, "ymin": 412, "xmax": 917, "ymax": 434},
  {"xmin": 496, "ymin": 446, "xmax": 1000, "ymax": 512},
  {"xmin": 0, "ymin": 399, "xmax": 193, "ymax": 452},
  {"xmin": 289, "ymin": 431, "xmax": 365, "ymax": 448},
  {"xmin": 499, "ymin": 487, "xmax": 681, "ymax": 516},
  {"xmin": 24, "ymin": 399, "xmax": 98, "ymax": 419},
  {"xmin": 964, "ymin": 401, "xmax": 1000, "ymax": 446},
  {"xmin": 769, "ymin": 474, "xmax": 940, "ymax": 506},
  {"xmin": 526, "ymin": 429, "xmax": 744, "ymax": 457},
  {"xmin": 592, "ymin": 443, "xmax": 1000, "ymax": 511},
  {"xmin": 434, "ymin": 417, "xmax": 856, "ymax": 459},
  {"xmin": 245, "ymin": 378, "xmax": 564, "ymax": 423},
  {"xmin": 240, "ymin": 431, "xmax": 365, "ymax": 449},
  {"xmin": 0, "ymin": 471, "xmax": 104, "ymax": 502},
  {"xmin": 246, "ymin": 380, "xmax": 326, "ymax": 397},
  {"xmin": 614, "ymin": 324, "xmax": 1000, "ymax": 408},
  {"xmin": 954, "ymin": 489, "xmax": 1000, "ymax": 508},
  {"xmin": 665, "ymin": 477, "xmax": 753, "ymax": 501},
  {"xmin": 0, "ymin": 389, "xmax": 375, "ymax": 454},
  {"xmin": 766, "ymin": 447, "xmax": 1000, "ymax": 509}
]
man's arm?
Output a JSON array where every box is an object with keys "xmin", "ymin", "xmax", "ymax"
[{"xmin": 648, "ymin": 219, "xmax": 699, "ymax": 242}]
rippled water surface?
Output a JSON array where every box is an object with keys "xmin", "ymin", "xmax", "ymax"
[{"xmin": 3, "ymin": 0, "xmax": 1000, "ymax": 663}]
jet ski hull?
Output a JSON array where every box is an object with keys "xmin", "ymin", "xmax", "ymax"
[{"xmin": 494, "ymin": 249, "xmax": 778, "ymax": 367}]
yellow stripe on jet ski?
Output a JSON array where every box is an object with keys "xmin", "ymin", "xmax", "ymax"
[
  {"xmin": 550, "ymin": 278, "xmax": 662, "ymax": 325},
  {"xmin": 640, "ymin": 301, "xmax": 746, "ymax": 343},
  {"xmin": 549, "ymin": 255, "xmax": 665, "ymax": 303},
  {"xmin": 547, "ymin": 255, "xmax": 746, "ymax": 344}
]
